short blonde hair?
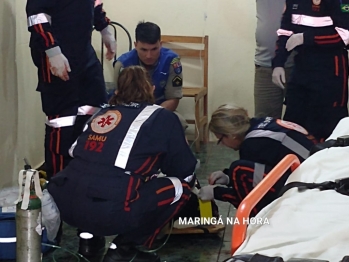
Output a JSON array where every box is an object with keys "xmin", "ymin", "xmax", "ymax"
[{"xmin": 209, "ymin": 104, "xmax": 250, "ymax": 137}]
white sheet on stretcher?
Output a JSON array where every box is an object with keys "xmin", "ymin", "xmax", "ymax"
[{"xmin": 234, "ymin": 117, "xmax": 349, "ymax": 261}]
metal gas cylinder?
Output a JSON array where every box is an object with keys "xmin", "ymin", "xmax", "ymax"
[{"xmin": 15, "ymin": 169, "xmax": 43, "ymax": 262}]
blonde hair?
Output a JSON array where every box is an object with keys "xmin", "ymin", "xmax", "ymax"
[
  {"xmin": 209, "ymin": 104, "xmax": 250, "ymax": 137},
  {"xmin": 109, "ymin": 66, "xmax": 155, "ymax": 105}
]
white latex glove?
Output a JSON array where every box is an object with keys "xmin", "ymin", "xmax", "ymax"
[
  {"xmin": 286, "ymin": 33, "xmax": 304, "ymax": 51},
  {"xmin": 101, "ymin": 27, "xmax": 116, "ymax": 61},
  {"xmin": 208, "ymin": 171, "xmax": 229, "ymax": 185},
  {"xmin": 198, "ymin": 185, "xmax": 216, "ymax": 201},
  {"xmin": 272, "ymin": 67, "xmax": 286, "ymax": 89},
  {"xmin": 45, "ymin": 46, "xmax": 71, "ymax": 81}
]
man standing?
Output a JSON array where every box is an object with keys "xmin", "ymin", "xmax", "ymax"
[
  {"xmin": 254, "ymin": 0, "xmax": 295, "ymax": 119},
  {"xmin": 113, "ymin": 21, "xmax": 187, "ymax": 129},
  {"xmin": 26, "ymin": 0, "xmax": 116, "ymax": 179},
  {"xmin": 272, "ymin": 0, "xmax": 349, "ymax": 141},
  {"xmin": 26, "ymin": 0, "xmax": 116, "ymax": 256}
]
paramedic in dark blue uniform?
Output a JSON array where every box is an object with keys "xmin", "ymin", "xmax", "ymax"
[
  {"xmin": 113, "ymin": 21, "xmax": 187, "ymax": 130},
  {"xmin": 26, "ymin": 0, "xmax": 116, "ymax": 180},
  {"xmin": 198, "ymin": 105, "xmax": 314, "ymax": 215},
  {"xmin": 272, "ymin": 0, "xmax": 349, "ymax": 142},
  {"xmin": 48, "ymin": 66, "xmax": 197, "ymax": 262}
]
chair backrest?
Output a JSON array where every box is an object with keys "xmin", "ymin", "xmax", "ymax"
[{"xmin": 161, "ymin": 35, "xmax": 209, "ymax": 88}]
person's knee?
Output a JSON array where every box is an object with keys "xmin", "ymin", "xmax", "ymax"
[
  {"xmin": 229, "ymin": 159, "xmax": 255, "ymax": 170},
  {"xmin": 163, "ymin": 177, "xmax": 191, "ymax": 203}
]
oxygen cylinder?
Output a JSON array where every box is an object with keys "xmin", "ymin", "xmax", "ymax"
[{"xmin": 15, "ymin": 169, "xmax": 43, "ymax": 262}]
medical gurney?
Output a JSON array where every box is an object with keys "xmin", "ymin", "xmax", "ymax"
[{"xmin": 223, "ymin": 117, "xmax": 349, "ymax": 262}]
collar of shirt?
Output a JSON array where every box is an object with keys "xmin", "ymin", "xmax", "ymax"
[{"xmin": 139, "ymin": 58, "xmax": 160, "ymax": 76}]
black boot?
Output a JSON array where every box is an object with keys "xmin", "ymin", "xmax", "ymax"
[
  {"xmin": 102, "ymin": 236, "xmax": 160, "ymax": 262},
  {"xmin": 78, "ymin": 232, "xmax": 106, "ymax": 257}
]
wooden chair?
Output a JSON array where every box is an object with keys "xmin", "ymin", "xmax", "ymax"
[{"xmin": 161, "ymin": 35, "xmax": 209, "ymax": 152}]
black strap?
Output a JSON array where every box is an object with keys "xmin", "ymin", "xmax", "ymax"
[
  {"xmin": 249, "ymin": 254, "xmax": 284, "ymax": 262},
  {"xmin": 278, "ymin": 177, "xmax": 349, "ymax": 197},
  {"xmin": 341, "ymin": 256, "xmax": 349, "ymax": 262},
  {"xmin": 336, "ymin": 177, "xmax": 349, "ymax": 196}
]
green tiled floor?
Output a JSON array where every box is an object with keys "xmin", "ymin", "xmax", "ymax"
[{"xmin": 8, "ymin": 142, "xmax": 240, "ymax": 262}]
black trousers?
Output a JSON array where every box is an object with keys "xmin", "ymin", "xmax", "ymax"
[
  {"xmin": 213, "ymin": 160, "xmax": 291, "ymax": 216},
  {"xmin": 48, "ymin": 170, "xmax": 192, "ymax": 249},
  {"xmin": 39, "ymin": 57, "xmax": 107, "ymax": 179},
  {"xmin": 283, "ymin": 51, "xmax": 348, "ymax": 142}
]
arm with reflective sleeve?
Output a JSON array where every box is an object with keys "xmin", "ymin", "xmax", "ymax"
[
  {"xmin": 94, "ymin": 1, "xmax": 110, "ymax": 32},
  {"xmin": 302, "ymin": 0, "xmax": 349, "ymax": 48},
  {"xmin": 272, "ymin": 0, "xmax": 294, "ymax": 68},
  {"xmin": 26, "ymin": 0, "xmax": 58, "ymax": 52}
]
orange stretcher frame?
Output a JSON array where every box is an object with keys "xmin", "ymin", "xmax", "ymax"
[{"xmin": 231, "ymin": 154, "xmax": 301, "ymax": 255}]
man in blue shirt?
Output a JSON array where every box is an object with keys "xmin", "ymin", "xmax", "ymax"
[{"xmin": 113, "ymin": 21, "xmax": 187, "ymax": 129}]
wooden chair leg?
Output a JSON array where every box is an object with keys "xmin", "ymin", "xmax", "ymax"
[
  {"xmin": 203, "ymin": 122, "xmax": 209, "ymax": 144},
  {"xmin": 195, "ymin": 122, "xmax": 200, "ymax": 153},
  {"xmin": 203, "ymin": 94, "xmax": 208, "ymax": 143},
  {"xmin": 195, "ymin": 96, "xmax": 201, "ymax": 153}
]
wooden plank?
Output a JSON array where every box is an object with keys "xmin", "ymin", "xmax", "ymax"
[
  {"xmin": 162, "ymin": 35, "xmax": 204, "ymax": 44},
  {"xmin": 183, "ymin": 87, "xmax": 207, "ymax": 97},
  {"xmin": 164, "ymin": 224, "xmax": 225, "ymax": 235},
  {"xmin": 172, "ymin": 49, "xmax": 204, "ymax": 58}
]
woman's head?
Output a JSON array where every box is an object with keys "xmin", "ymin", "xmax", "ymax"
[
  {"xmin": 109, "ymin": 66, "xmax": 155, "ymax": 105},
  {"xmin": 209, "ymin": 104, "xmax": 250, "ymax": 150}
]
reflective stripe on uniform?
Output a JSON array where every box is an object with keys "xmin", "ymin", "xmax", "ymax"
[
  {"xmin": 0, "ymin": 237, "xmax": 16, "ymax": 243},
  {"xmin": 253, "ymin": 163, "xmax": 265, "ymax": 187},
  {"xmin": 78, "ymin": 105, "xmax": 100, "ymax": 116},
  {"xmin": 27, "ymin": 13, "xmax": 51, "ymax": 27},
  {"xmin": 45, "ymin": 116, "xmax": 76, "ymax": 128},
  {"xmin": 94, "ymin": 0, "xmax": 102, "ymax": 7},
  {"xmin": 165, "ymin": 177, "xmax": 183, "ymax": 205},
  {"xmin": 184, "ymin": 174, "xmax": 194, "ymax": 184},
  {"xmin": 245, "ymin": 130, "xmax": 310, "ymax": 160},
  {"xmin": 114, "ymin": 105, "xmax": 162, "ymax": 169},
  {"xmin": 335, "ymin": 27, "xmax": 349, "ymax": 45},
  {"xmin": 292, "ymin": 14, "xmax": 333, "ymax": 27},
  {"xmin": 69, "ymin": 140, "xmax": 78, "ymax": 158},
  {"xmin": 277, "ymin": 29, "xmax": 294, "ymax": 36},
  {"xmin": 45, "ymin": 105, "xmax": 99, "ymax": 128}
]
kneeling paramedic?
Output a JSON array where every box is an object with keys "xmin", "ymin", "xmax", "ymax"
[
  {"xmin": 48, "ymin": 66, "xmax": 197, "ymax": 262},
  {"xmin": 198, "ymin": 104, "xmax": 314, "ymax": 216}
]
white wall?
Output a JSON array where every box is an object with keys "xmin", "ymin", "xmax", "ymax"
[
  {"xmin": 0, "ymin": 0, "xmax": 256, "ymax": 187},
  {"xmin": 0, "ymin": 0, "xmax": 45, "ymax": 188}
]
